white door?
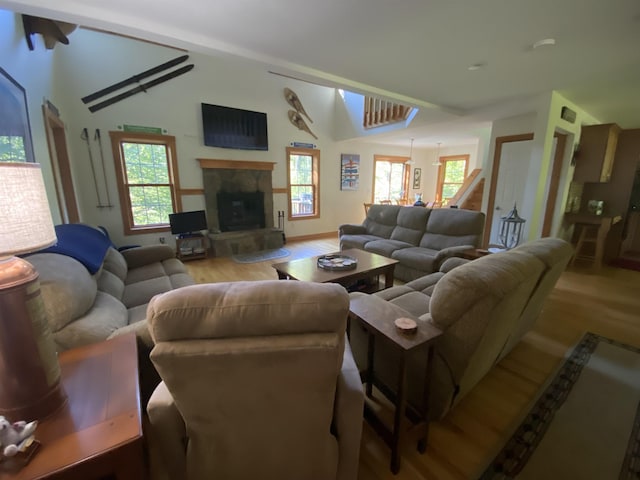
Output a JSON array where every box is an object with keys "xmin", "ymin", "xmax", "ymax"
[{"xmin": 489, "ymin": 140, "xmax": 534, "ymax": 246}]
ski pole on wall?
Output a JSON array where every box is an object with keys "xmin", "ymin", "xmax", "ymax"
[
  {"xmin": 94, "ymin": 129, "xmax": 113, "ymax": 207},
  {"xmin": 81, "ymin": 128, "xmax": 104, "ymax": 207}
]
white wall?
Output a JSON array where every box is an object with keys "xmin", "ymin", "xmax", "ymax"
[
  {"xmin": 1, "ymin": 17, "xmax": 483, "ymax": 247},
  {"xmin": 0, "ymin": 10, "xmax": 61, "ymax": 221},
  {"xmin": 483, "ymin": 94, "xmax": 602, "ymax": 244}
]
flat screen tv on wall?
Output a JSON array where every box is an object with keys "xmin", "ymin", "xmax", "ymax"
[{"xmin": 201, "ymin": 103, "xmax": 268, "ymax": 151}]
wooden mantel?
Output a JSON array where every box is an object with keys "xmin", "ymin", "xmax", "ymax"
[{"xmin": 197, "ymin": 158, "xmax": 276, "ymax": 171}]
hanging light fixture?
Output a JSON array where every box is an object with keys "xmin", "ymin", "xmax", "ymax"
[
  {"xmin": 432, "ymin": 142, "xmax": 442, "ymax": 166},
  {"xmin": 405, "ymin": 138, "xmax": 415, "ymax": 165}
]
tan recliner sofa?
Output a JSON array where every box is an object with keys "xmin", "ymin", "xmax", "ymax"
[
  {"xmin": 27, "ymin": 243, "xmax": 195, "ymax": 403},
  {"xmin": 145, "ymin": 280, "xmax": 365, "ymax": 480},
  {"xmin": 339, "ymin": 204, "xmax": 485, "ymax": 281},
  {"xmin": 348, "ymin": 237, "xmax": 573, "ymax": 420}
]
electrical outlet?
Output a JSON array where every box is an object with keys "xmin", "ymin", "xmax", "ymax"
[{"xmin": 159, "ymin": 237, "xmax": 166, "ymax": 244}]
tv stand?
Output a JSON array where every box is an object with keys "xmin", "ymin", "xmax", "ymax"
[{"xmin": 176, "ymin": 233, "xmax": 208, "ymax": 261}]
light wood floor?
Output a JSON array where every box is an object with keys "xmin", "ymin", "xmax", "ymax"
[{"xmin": 184, "ymin": 238, "xmax": 640, "ymax": 480}]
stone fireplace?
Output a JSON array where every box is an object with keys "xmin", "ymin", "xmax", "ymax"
[{"xmin": 199, "ymin": 159, "xmax": 284, "ymax": 256}]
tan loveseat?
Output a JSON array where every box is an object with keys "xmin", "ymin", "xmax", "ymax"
[
  {"xmin": 27, "ymin": 245, "xmax": 194, "ymax": 351},
  {"xmin": 145, "ymin": 280, "xmax": 364, "ymax": 480},
  {"xmin": 27, "ymin": 242, "xmax": 194, "ymax": 402},
  {"xmin": 339, "ymin": 204, "xmax": 485, "ymax": 281},
  {"xmin": 348, "ymin": 237, "xmax": 573, "ymax": 420}
]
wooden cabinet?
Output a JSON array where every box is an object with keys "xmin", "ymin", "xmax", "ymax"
[
  {"xmin": 574, "ymin": 123, "xmax": 620, "ymax": 183},
  {"xmin": 176, "ymin": 233, "xmax": 208, "ymax": 261}
]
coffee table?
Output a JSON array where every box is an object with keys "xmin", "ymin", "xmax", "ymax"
[{"xmin": 272, "ymin": 248, "xmax": 398, "ymax": 292}]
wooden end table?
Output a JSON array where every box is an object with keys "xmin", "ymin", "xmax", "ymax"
[
  {"xmin": 349, "ymin": 295, "xmax": 442, "ymax": 474},
  {"xmin": 0, "ymin": 333, "xmax": 145, "ymax": 480},
  {"xmin": 272, "ymin": 248, "xmax": 398, "ymax": 292}
]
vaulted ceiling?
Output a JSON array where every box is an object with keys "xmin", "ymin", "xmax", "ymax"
[{"xmin": 3, "ymin": 0, "xmax": 640, "ymax": 146}]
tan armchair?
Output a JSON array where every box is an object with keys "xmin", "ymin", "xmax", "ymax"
[{"xmin": 145, "ymin": 280, "xmax": 364, "ymax": 480}]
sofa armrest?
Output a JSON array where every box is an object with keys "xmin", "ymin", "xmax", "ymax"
[
  {"xmin": 433, "ymin": 245, "xmax": 475, "ymax": 269},
  {"xmin": 334, "ymin": 340, "xmax": 364, "ymax": 480},
  {"xmin": 147, "ymin": 381, "xmax": 187, "ymax": 480},
  {"xmin": 439, "ymin": 256, "xmax": 470, "ymax": 273},
  {"xmin": 338, "ymin": 224, "xmax": 367, "ymax": 236},
  {"xmin": 121, "ymin": 244, "xmax": 176, "ymax": 269}
]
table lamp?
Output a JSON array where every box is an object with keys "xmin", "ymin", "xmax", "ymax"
[{"xmin": 0, "ymin": 162, "xmax": 66, "ymax": 421}]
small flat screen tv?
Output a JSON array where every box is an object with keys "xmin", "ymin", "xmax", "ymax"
[
  {"xmin": 201, "ymin": 103, "xmax": 268, "ymax": 151},
  {"xmin": 169, "ymin": 210, "xmax": 208, "ymax": 236}
]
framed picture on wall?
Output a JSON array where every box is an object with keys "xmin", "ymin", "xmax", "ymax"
[
  {"xmin": 413, "ymin": 168, "xmax": 422, "ymax": 189},
  {"xmin": 0, "ymin": 67, "xmax": 35, "ymax": 163},
  {"xmin": 341, "ymin": 154, "xmax": 360, "ymax": 190}
]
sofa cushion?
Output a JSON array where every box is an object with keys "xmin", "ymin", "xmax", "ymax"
[
  {"xmin": 103, "ymin": 247, "xmax": 128, "ymax": 281},
  {"xmin": 52, "ymin": 291, "xmax": 127, "ymax": 350},
  {"xmin": 127, "ymin": 303, "xmax": 149, "ymax": 325},
  {"xmin": 162, "ymin": 258, "xmax": 192, "ymax": 277},
  {"xmin": 363, "ymin": 204, "xmax": 401, "ymax": 239},
  {"xmin": 27, "ymin": 253, "xmax": 97, "ymax": 332},
  {"xmin": 390, "ymin": 247, "xmax": 440, "ymax": 272},
  {"xmin": 126, "ymin": 263, "xmax": 169, "ymax": 285},
  {"xmin": 169, "ymin": 272, "xmax": 197, "ymax": 290},
  {"xmin": 420, "ymin": 209, "xmax": 484, "ymax": 250},
  {"xmin": 390, "ymin": 207, "xmax": 430, "ymax": 245},
  {"xmin": 364, "ymin": 239, "xmax": 413, "ymax": 257},
  {"xmin": 123, "ymin": 276, "xmax": 174, "ymax": 309},
  {"xmin": 97, "ymin": 268, "xmax": 125, "ymax": 301},
  {"xmin": 340, "ymin": 234, "xmax": 380, "ymax": 250}
]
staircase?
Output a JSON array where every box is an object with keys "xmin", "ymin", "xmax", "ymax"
[
  {"xmin": 363, "ymin": 96, "xmax": 413, "ymax": 129},
  {"xmin": 447, "ymin": 168, "xmax": 484, "ymax": 211}
]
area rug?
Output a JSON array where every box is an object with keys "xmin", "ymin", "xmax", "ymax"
[
  {"xmin": 231, "ymin": 248, "xmax": 290, "ymax": 264},
  {"xmin": 480, "ymin": 332, "xmax": 640, "ymax": 479}
]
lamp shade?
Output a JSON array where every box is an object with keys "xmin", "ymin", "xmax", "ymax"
[{"xmin": 0, "ymin": 162, "xmax": 56, "ymax": 256}]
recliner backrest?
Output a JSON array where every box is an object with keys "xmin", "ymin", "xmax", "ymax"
[
  {"xmin": 427, "ymin": 249, "xmax": 544, "ymax": 416},
  {"xmin": 148, "ymin": 280, "xmax": 349, "ymax": 480},
  {"xmin": 419, "ymin": 208, "xmax": 485, "ymax": 250},
  {"xmin": 363, "ymin": 204, "xmax": 402, "ymax": 238},
  {"xmin": 496, "ymin": 237, "xmax": 573, "ymax": 359}
]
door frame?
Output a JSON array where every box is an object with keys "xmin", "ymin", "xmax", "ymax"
[
  {"xmin": 42, "ymin": 102, "xmax": 80, "ymax": 223},
  {"xmin": 541, "ymin": 132, "xmax": 568, "ymax": 237},
  {"xmin": 372, "ymin": 154, "xmax": 410, "ymax": 203},
  {"xmin": 483, "ymin": 133, "xmax": 534, "ymax": 247}
]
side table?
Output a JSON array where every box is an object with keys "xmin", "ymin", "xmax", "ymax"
[
  {"xmin": 349, "ymin": 295, "xmax": 442, "ymax": 474},
  {"xmin": 0, "ymin": 333, "xmax": 145, "ymax": 480}
]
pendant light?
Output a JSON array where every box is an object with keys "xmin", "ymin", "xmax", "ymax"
[
  {"xmin": 432, "ymin": 142, "xmax": 442, "ymax": 166},
  {"xmin": 405, "ymin": 138, "xmax": 415, "ymax": 165}
]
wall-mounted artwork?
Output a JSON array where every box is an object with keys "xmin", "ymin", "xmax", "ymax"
[
  {"xmin": 0, "ymin": 67, "xmax": 35, "ymax": 163},
  {"xmin": 341, "ymin": 154, "xmax": 360, "ymax": 190},
  {"xmin": 413, "ymin": 168, "xmax": 422, "ymax": 189}
]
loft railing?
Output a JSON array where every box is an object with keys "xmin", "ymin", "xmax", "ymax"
[{"xmin": 363, "ymin": 96, "xmax": 413, "ymax": 129}]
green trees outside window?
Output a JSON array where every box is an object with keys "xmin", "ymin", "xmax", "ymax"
[
  {"xmin": 110, "ymin": 132, "xmax": 181, "ymax": 235},
  {"xmin": 0, "ymin": 136, "xmax": 26, "ymax": 162}
]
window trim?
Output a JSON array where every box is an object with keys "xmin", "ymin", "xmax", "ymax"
[
  {"xmin": 436, "ymin": 154, "xmax": 469, "ymax": 203},
  {"xmin": 372, "ymin": 155, "xmax": 410, "ymax": 203},
  {"xmin": 286, "ymin": 146, "xmax": 320, "ymax": 221},
  {"xmin": 110, "ymin": 131, "xmax": 182, "ymax": 235}
]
